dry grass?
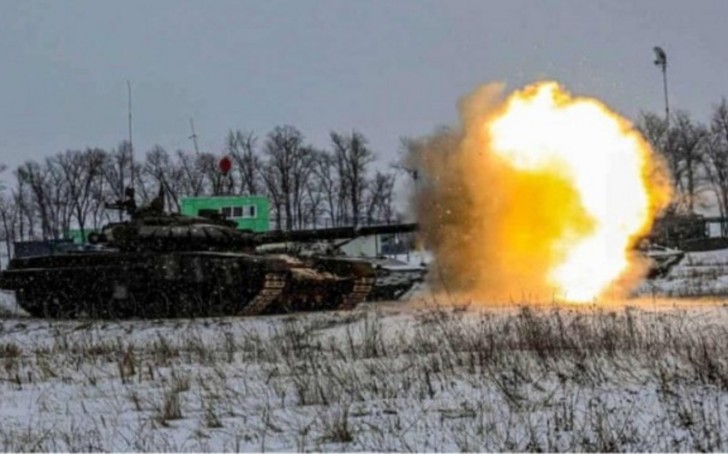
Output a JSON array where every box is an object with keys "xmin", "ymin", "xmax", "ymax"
[{"xmin": 0, "ymin": 301, "xmax": 727, "ymax": 451}]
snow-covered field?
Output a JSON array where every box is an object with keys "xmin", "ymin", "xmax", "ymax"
[
  {"xmin": 635, "ymin": 248, "xmax": 728, "ymax": 297},
  {"xmin": 0, "ymin": 250, "xmax": 728, "ymax": 451}
]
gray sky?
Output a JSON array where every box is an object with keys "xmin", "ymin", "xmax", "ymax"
[{"xmin": 1, "ymin": 0, "xmax": 726, "ymax": 172}]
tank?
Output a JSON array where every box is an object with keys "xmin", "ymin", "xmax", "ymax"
[
  {"xmin": 638, "ymin": 242, "xmax": 686, "ymax": 278},
  {"xmin": 364, "ymin": 257, "xmax": 427, "ymax": 302},
  {"xmin": 649, "ymin": 213, "xmax": 709, "ymax": 249},
  {"xmin": 258, "ymin": 224, "xmax": 425, "ymax": 303},
  {"xmin": 0, "ymin": 191, "xmax": 416, "ymax": 319}
]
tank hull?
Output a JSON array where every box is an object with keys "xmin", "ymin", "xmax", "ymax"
[
  {"xmin": 0, "ymin": 251, "xmax": 376, "ymax": 319},
  {"xmin": 364, "ymin": 258, "xmax": 427, "ymax": 302}
]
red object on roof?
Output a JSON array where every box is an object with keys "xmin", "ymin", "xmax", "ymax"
[{"xmin": 219, "ymin": 156, "xmax": 232, "ymax": 175}]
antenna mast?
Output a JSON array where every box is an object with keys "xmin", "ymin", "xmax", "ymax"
[
  {"xmin": 189, "ymin": 118, "xmax": 200, "ymax": 154},
  {"xmin": 127, "ymin": 80, "xmax": 135, "ymax": 192}
]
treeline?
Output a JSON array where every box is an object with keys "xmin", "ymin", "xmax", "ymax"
[
  {"xmin": 638, "ymin": 98, "xmax": 728, "ymax": 229},
  {"xmin": 6, "ymin": 97, "xmax": 723, "ymax": 254},
  {"xmin": 0, "ymin": 126, "xmax": 401, "ymax": 252}
]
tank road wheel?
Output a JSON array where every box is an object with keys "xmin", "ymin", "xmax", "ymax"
[
  {"xmin": 89, "ymin": 285, "xmax": 125, "ymax": 320},
  {"xmin": 204, "ymin": 285, "xmax": 231, "ymax": 317},
  {"xmin": 160, "ymin": 290, "xmax": 177, "ymax": 318},
  {"xmin": 170, "ymin": 288, "xmax": 197, "ymax": 318},
  {"xmin": 182, "ymin": 282, "xmax": 216, "ymax": 318},
  {"xmin": 40, "ymin": 291, "xmax": 75, "ymax": 319},
  {"xmin": 55, "ymin": 291, "xmax": 79, "ymax": 319},
  {"xmin": 138, "ymin": 286, "xmax": 183, "ymax": 319},
  {"xmin": 78, "ymin": 283, "xmax": 112, "ymax": 319},
  {"xmin": 278, "ymin": 283, "xmax": 329, "ymax": 313},
  {"xmin": 74, "ymin": 277, "xmax": 126, "ymax": 320},
  {"xmin": 128, "ymin": 289, "xmax": 159, "ymax": 319},
  {"xmin": 14, "ymin": 289, "xmax": 44, "ymax": 318},
  {"xmin": 100, "ymin": 290, "xmax": 128, "ymax": 320}
]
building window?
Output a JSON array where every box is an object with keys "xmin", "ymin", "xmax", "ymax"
[
  {"xmin": 243, "ymin": 205, "xmax": 257, "ymax": 219},
  {"xmin": 220, "ymin": 205, "xmax": 257, "ymax": 219}
]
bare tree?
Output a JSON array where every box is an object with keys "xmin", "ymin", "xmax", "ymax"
[
  {"xmin": 0, "ymin": 123, "xmax": 410, "ymax": 242},
  {"xmin": 333, "ymin": 145, "xmax": 351, "ymax": 224},
  {"xmin": 0, "ymin": 192, "xmax": 17, "ymax": 261},
  {"xmin": 672, "ymin": 111, "xmax": 709, "ymax": 213},
  {"xmin": 638, "ymin": 111, "xmax": 708, "ymax": 213},
  {"xmin": 260, "ymin": 164, "xmax": 283, "ymax": 229},
  {"xmin": 263, "ymin": 126, "xmax": 313, "ymax": 230},
  {"xmin": 705, "ymin": 98, "xmax": 728, "ymax": 234},
  {"xmin": 142, "ymin": 146, "xmax": 181, "ymax": 211},
  {"xmin": 311, "ymin": 151, "xmax": 341, "ymax": 227},
  {"xmin": 0, "ymin": 165, "xmax": 16, "ymax": 263},
  {"xmin": 331, "ymin": 131, "xmax": 374, "ymax": 226},
  {"xmin": 366, "ymin": 170, "xmax": 398, "ymax": 223},
  {"xmin": 100, "ymin": 142, "xmax": 133, "ymax": 221},
  {"xmin": 292, "ymin": 147, "xmax": 315, "ymax": 229},
  {"xmin": 304, "ymin": 175, "xmax": 325, "ymax": 228},
  {"xmin": 47, "ymin": 156, "xmax": 74, "ymax": 238},
  {"xmin": 638, "ymin": 112, "xmax": 682, "ymax": 193},
  {"xmin": 13, "ymin": 179, "xmax": 32, "ymax": 241},
  {"xmin": 227, "ymin": 130, "xmax": 262, "ymax": 195},
  {"xmin": 56, "ymin": 149, "xmax": 105, "ymax": 242},
  {"xmin": 197, "ymin": 152, "xmax": 232, "ymax": 196},
  {"xmin": 176, "ymin": 150, "xmax": 205, "ymax": 197},
  {"xmin": 16, "ymin": 161, "xmax": 53, "ymax": 239},
  {"xmin": 87, "ymin": 169, "xmax": 108, "ymax": 229}
]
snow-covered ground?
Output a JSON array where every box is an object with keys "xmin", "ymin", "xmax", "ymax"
[
  {"xmin": 0, "ymin": 250, "xmax": 728, "ymax": 451},
  {"xmin": 0, "ymin": 299, "xmax": 728, "ymax": 451},
  {"xmin": 635, "ymin": 248, "xmax": 728, "ymax": 297}
]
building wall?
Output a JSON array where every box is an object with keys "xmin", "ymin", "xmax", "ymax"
[
  {"xmin": 65, "ymin": 229, "xmax": 100, "ymax": 244},
  {"xmin": 339, "ymin": 233, "xmax": 413, "ymax": 258},
  {"xmin": 340, "ymin": 236, "xmax": 379, "ymax": 257},
  {"xmin": 180, "ymin": 196, "xmax": 270, "ymax": 232}
]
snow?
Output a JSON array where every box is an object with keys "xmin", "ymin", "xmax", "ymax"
[
  {"xmin": 0, "ymin": 249, "xmax": 727, "ymax": 451},
  {"xmin": 1, "ymin": 298, "xmax": 728, "ymax": 451},
  {"xmin": 392, "ymin": 251, "xmax": 432, "ymax": 267},
  {"xmin": 635, "ymin": 247, "xmax": 728, "ymax": 297},
  {"xmin": 0, "ymin": 291, "xmax": 27, "ymax": 318}
]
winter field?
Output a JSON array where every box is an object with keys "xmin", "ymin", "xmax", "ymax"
[{"xmin": 0, "ymin": 251, "xmax": 728, "ymax": 451}]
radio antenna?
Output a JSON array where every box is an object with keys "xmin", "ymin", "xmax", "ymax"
[
  {"xmin": 189, "ymin": 118, "xmax": 200, "ymax": 154},
  {"xmin": 127, "ymin": 80, "xmax": 135, "ymax": 192}
]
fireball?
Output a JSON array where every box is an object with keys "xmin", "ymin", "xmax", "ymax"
[{"xmin": 414, "ymin": 81, "xmax": 670, "ymax": 303}]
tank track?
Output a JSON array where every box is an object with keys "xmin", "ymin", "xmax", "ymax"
[
  {"xmin": 12, "ymin": 273, "xmax": 375, "ymax": 319},
  {"xmin": 339, "ymin": 275, "xmax": 376, "ymax": 310},
  {"xmin": 238, "ymin": 273, "xmax": 287, "ymax": 315},
  {"xmin": 258, "ymin": 273, "xmax": 375, "ymax": 314}
]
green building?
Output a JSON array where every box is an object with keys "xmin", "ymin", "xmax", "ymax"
[
  {"xmin": 65, "ymin": 228, "xmax": 100, "ymax": 244},
  {"xmin": 180, "ymin": 196, "xmax": 270, "ymax": 232}
]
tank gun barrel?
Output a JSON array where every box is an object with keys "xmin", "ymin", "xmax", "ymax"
[{"xmin": 257, "ymin": 223, "xmax": 418, "ymax": 244}]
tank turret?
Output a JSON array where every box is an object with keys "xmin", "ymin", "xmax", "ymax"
[{"xmin": 92, "ymin": 186, "xmax": 418, "ymax": 252}]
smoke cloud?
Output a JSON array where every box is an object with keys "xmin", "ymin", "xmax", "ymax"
[{"xmin": 408, "ymin": 82, "xmax": 671, "ymax": 303}]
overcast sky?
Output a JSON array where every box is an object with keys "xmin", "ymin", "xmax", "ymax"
[{"xmin": 1, "ymin": 0, "xmax": 726, "ymax": 172}]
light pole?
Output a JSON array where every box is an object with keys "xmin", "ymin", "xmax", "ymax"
[
  {"xmin": 653, "ymin": 46, "xmax": 675, "ymax": 211},
  {"xmin": 653, "ymin": 46, "xmax": 670, "ymax": 127}
]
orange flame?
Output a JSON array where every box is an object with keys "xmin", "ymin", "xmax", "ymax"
[{"xmin": 413, "ymin": 81, "xmax": 671, "ymax": 303}]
